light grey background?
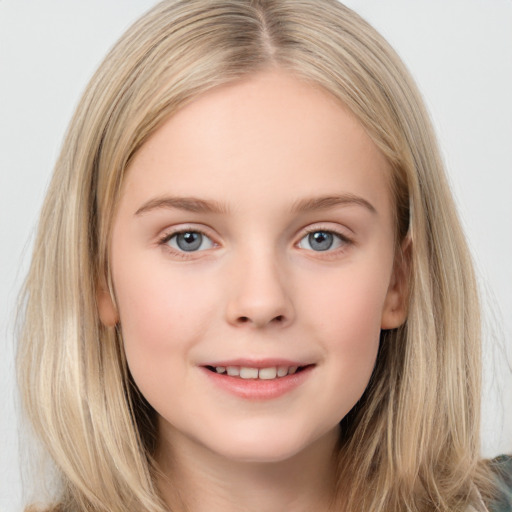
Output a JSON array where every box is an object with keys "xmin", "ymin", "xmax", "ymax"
[{"xmin": 1, "ymin": 1, "xmax": 511, "ymax": 510}]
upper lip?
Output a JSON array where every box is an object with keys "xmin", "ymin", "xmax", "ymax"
[{"xmin": 201, "ymin": 358, "xmax": 312, "ymax": 368}]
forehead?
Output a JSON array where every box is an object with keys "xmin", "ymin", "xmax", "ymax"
[{"xmin": 122, "ymin": 69, "xmax": 392, "ymax": 217}]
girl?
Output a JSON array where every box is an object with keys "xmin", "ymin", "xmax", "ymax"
[{"xmin": 16, "ymin": 1, "xmax": 511, "ymax": 511}]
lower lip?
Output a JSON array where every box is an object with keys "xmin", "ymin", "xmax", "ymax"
[{"xmin": 200, "ymin": 366, "xmax": 314, "ymax": 400}]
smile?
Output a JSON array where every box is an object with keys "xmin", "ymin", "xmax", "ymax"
[
  {"xmin": 201, "ymin": 361, "xmax": 315, "ymax": 400},
  {"xmin": 206, "ymin": 365, "xmax": 302, "ymax": 380}
]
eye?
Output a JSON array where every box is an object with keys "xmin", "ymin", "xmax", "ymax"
[
  {"xmin": 164, "ymin": 230, "xmax": 215, "ymax": 252},
  {"xmin": 297, "ymin": 230, "xmax": 348, "ymax": 252}
]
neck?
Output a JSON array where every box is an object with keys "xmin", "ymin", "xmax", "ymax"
[{"xmin": 156, "ymin": 426, "xmax": 340, "ymax": 512}]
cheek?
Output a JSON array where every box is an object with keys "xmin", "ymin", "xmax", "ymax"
[
  {"xmin": 111, "ymin": 258, "xmax": 221, "ymax": 391},
  {"xmin": 115, "ymin": 258, "xmax": 215, "ymax": 336},
  {"xmin": 302, "ymin": 259, "xmax": 390, "ymax": 340},
  {"xmin": 298, "ymin": 261, "xmax": 390, "ymax": 402}
]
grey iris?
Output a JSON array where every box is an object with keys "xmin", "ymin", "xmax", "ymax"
[
  {"xmin": 309, "ymin": 231, "xmax": 333, "ymax": 251},
  {"xmin": 176, "ymin": 232, "xmax": 202, "ymax": 251}
]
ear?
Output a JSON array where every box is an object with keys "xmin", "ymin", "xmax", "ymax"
[
  {"xmin": 381, "ymin": 236, "xmax": 411, "ymax": 330},
  {"xmin": 97, "ymin": 276, "xmax": 119, "ymax": 327}
]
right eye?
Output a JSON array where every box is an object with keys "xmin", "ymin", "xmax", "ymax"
[
  {"xmin": 163, "ymin": 231, "xmax": 216, "ymax": 252},
  {"xmin": 297, "ymin": 230, "xmax": 348, "ymax": 252}
]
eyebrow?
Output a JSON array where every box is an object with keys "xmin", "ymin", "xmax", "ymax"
[
  {"xmin": 135, "ymin": 196, "xmax": 230, "ymax": 216},
  {"xmin": 134, "ymin": 193, "xmax": 377, "ymax": 216},
  {"xmin": 291, "ymin": 194, "xmax": 377, "ymax": 215}
]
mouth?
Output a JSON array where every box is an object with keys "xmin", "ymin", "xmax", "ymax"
[
  {"xmin": 200, "ymin": 361, "xmax": 315, "ymax": 400},
  {"xmin": 204, "ymin": 364, "xmax": 312, "ymax": 380}
]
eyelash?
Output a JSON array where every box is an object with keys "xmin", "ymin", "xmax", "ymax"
[{"xmin": 157, "ymin": 226, "xmax": 353, "ymax": 259}]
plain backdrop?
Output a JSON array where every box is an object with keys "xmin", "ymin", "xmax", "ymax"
[{"xmin": 1, "ymin": 1, "xmax": 511, "ymax": 510}]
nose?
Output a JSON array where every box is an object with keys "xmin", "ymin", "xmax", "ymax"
[{"xmin": 225, "ymin": 249, "xmax": 295, "ymax": 329}]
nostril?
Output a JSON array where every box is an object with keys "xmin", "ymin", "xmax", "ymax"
[{"xmin": 234, "ymin": 314, "xmax": 287, "ymax": 326}]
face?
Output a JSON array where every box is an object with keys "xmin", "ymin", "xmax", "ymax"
[{"xmin": 99, "ymin": 70, "xmax": 407, "ymax": 465}]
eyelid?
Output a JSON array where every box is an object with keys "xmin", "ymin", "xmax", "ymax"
[
  {"xmin": 297, "ymin": 223, "xmax": 353, "ymax": 242},
  {"xmin": 301, "ymin": 225, "xmax": 351, "ymax": 238},
  {"xmin": 159, "ymin": 224, "xmax": 215, "ymax": 241}
]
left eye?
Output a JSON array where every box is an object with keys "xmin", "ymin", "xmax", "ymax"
[
  {"xmin": 166, "ymin": 231, "xmax": 215, "ymax": 252},
  {"xmin": 297, "ymin": 231, "xmax": 346, "ymax": 252}
]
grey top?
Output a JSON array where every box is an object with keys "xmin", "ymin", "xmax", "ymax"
[{"xmin": 490, "ymin": 455, "xmax": 512, "ymax": 512}]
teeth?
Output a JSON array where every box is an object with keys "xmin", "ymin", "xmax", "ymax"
[
  {"xmin": 226, "ymin": 366, "xmax": 240, "ymax": 376},
  {"xmin": 258, "ymin": 367, "xmax": 277, "ymax": 380},
  {"xmin": 240, "ymin": 367, "xmax": 259, "ymax": 379},
  {"xmin": 277, "ymin": 366, "xmax": 288, "ymax": 377},
  {"xmin": 213, "ymin": 365, "xmax": 303, "ymax": 379}
]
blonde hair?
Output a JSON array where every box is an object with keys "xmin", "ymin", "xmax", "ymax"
[{"xmin": 17, "ymin": 0, "xmax": 493, "ymax": 510}]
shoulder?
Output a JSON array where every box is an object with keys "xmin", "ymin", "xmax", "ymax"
[
  {"xmin": 24, "ymin": 505, "xmax": 67, "ymax": 512},
  {"xmin": 489, "ymin": 455, "xmax": 512, "ymax": 512}
]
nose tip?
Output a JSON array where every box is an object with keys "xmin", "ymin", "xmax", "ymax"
[{"xmin": 225, "ymin": 260, "xmax": 294, "ymax": 329}]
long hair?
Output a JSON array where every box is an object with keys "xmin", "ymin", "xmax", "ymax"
[{"xmin": 17, "ymin": 1, "xmax": 492, "ymax": 510}]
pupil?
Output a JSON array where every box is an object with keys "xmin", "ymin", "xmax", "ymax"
[
  {"xmin": 177, "ymin": 232, "xmax": 202, "ymax": 251},
  {"xmin": 309, "ymin": 231, "xmax": 333, "ymax": 251}
]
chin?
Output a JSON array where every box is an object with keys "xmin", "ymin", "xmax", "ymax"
[{"xmin": 199, "ymin": 423, "xmax": 334, "ymax": 465}]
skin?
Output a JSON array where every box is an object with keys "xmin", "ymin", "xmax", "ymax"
[{"xmin": 99, "ymin": 69, "xmax": 408, "ymax": 512}]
